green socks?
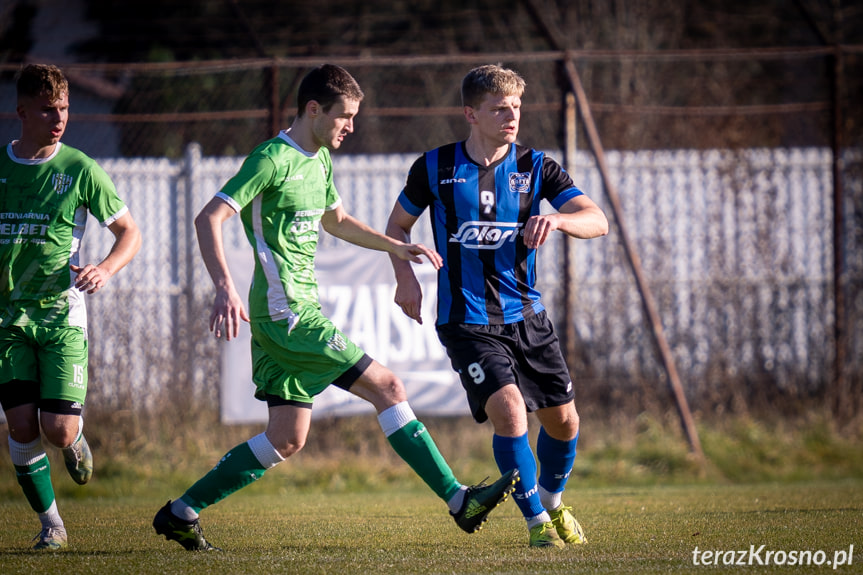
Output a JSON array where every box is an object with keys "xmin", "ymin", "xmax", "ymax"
[
  {"xmin": 379, "ymin": 404, "xmax": 461, "ymax": 502},
  {"xmin": 9, "ymin": 437, "xmax": 56, "ymax": 514},
  {"xmin": 15, "ymin": 455, "xmax": 55, "ymax": 514},
  {"xmin": 180, "ymin": 442, "xmax": 268, "ymax": 513},
  {"xmin": 176, "ymin": 406, "xmax": 461, "ymax": 516}
]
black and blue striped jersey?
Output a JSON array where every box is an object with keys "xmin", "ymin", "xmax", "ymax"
[{"xmin": 397, "ymin": 142, "xmax": 584, "ymax": 326}]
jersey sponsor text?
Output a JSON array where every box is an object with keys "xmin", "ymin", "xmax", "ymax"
[{"xmin": 449, "ymin": 220, "xmax": 523, "ymax": 250}]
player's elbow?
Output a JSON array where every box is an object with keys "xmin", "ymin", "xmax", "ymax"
[
  {"xmin": 193, "ymin": 209, "xmax": 209, "ymax": 231},
  {"xmin": 128, "ymin": 224, "xmax": 143, "ymax": 257},
  {"xmin": 596, "ymin": 216, "xmax": 609, "ymax": 237},
  {"xmin": 111, "ymin": 214, "xmax": 142, "ymax": 259},
  {"xmin": 384, "ymin": 220, "xmax": 406, "ymax": 241},
  {"xmin": 194, "ymin": 207, "xmax": 220, "ymax": 239},
  {"xmin": 589, "ymin": 208, "xmax": 609, "ymax": 237},
  {"xmin": 320, "ymin": 216, "xmax": 339, "ymax": 237}
]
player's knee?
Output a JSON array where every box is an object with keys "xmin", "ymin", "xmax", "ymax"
[
  {"xmin": 273, "ymin": 437, "xmax": 306, "ymax": 459},
  {"xmin": 361, "ymin": 366, "xmax": 406, "ymax": 403},
  {"xmin": 39, "ymin": 401, "xmax": 84, "ymax": 447},
  {"xmin": 569, "ymin": 407, "xmax": 580, "ymax": 434},
  {"xmin": 42, "ymin": 424, "xmax": 78, "ymax": 448},
  {"xmin": 539, "ymin": 404, "xmax": 579, "ymax": 440},
  {"xmin": 376, "ymin": 373, "xmax": 407, "ymax": 404},
  {"xmin": 350, "ymin": 365, "xmax": 408, "ymax": 411},
  {"xmin": 2, "ymin": 408, "xmax": 41, "ymax": 443},
  {"xmin": 557, "ymin": 409, "xmax": 579, "ymax": 439},
  {"xmin": 568, "ymin": 413, "xmax": 580, "ymax": 439}
]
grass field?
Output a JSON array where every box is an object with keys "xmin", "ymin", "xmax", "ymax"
[
  {"xmin": 0, "ymin": 482, "xmax": 861, "ymax": 574},
  {"xmin": 1, "ymin": 411, "xmax": 862, "ymax": 573}
]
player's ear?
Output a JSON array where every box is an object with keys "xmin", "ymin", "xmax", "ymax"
[
  {"xmin": 307, "ymin": 100, "xmax": 321, "ymax": 117},
  {"xmin": 463, "ymin": 106, "xmax": 476, "ymax": 124},
  {"xmin": 308, "ymin": 100, "xmax": 324, "ymax": 118}
]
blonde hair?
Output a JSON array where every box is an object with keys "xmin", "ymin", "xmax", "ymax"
[{"xmin": 461, "ymin": 64, "xmax": 525, "ymax": 108}]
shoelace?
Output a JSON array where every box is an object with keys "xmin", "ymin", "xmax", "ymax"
[
  {"xmin": 553, "ymin": 504, "xmax": 574, "ymax": 517},
  {"xmin": 472, "ymin": 476, "xmax": 490, "ymax": 489},
  {"xmin": 65, "ymin": 440, "xmax": 83, "ymax": 463},
  {"xmin": 32, "ymin": 527, "xmax": 64, "ymax": 543}
]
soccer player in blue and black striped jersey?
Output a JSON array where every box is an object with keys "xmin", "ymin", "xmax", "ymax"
[{"xmin": 387, "ymin": 64, "xmax": 609, "ymax": 548}]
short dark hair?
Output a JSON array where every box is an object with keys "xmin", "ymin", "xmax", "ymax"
[
  {"xmin": 297, "ymin": 64, "xmax": 364, "ymax": 117},
  {"xmin": 16, "ymin": 64, "xmax": 69, "ymax": 103},
  {"xmin": 461, "ymin": 64, "xmax": 525, "ymax": 108}
]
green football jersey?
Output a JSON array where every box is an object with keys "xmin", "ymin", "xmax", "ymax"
[
  {"xmin": 217, "ymin": 132, "xmax": 341, "ymax": 324},
  {"xmin": 0, "ymin": 143, "xmax": 128, "ymax": 328}
]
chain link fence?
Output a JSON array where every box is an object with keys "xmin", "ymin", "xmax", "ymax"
[
  {"xmin": 0, "ymin": 51, "xmax": 860, "ymax": 418},
  {"xmin": 21, "ymin": 144, "xmax": 858, "ymax": 421}
]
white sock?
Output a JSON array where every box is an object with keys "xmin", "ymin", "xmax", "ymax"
[
  {"xmin": 377, "ymin": 402, "xmax": 416, "ymax": 437},
  {"xmin": 539, "ymin": 485, "xmax": 563, "ymax": 512},
  {"xmin": 247, "ymin": 433, "xmax": 285, "ymax": 469},
  {"xmin": 526, "ymin": 511, "xmax": 552, "ymax": 529},
  {"xmin": 38, "ymin": 501, "xmax": 64, "ymax": 529},
  {"xmin": 9, "ymin": 436, "xmax": 46, "ymax": 466},
  {"xmin": 446, "ymin": 486, "xmax": 468, "ymax": 513},
  {"xmin": 171, "ymin": 499, "xmax": 198, "ymax": 522}
]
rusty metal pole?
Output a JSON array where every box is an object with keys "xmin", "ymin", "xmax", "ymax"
[
  {"xmin": 562, "ymin": 56, "xmax": 704, "ymax": 462},
  {"xmin": 269, "ymin": 62, "xmax": 280, "ymax": 137},
  {"xmin": 831, "ymin": 43, "xmax": 847, "ymax": 417},
  {"xmin": 561, "ymin": 91, "xmax": 578, "ymax": 365}
]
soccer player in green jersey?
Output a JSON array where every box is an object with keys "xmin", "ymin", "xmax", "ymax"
[
  {"xmin": 152, "ymin": 64, "xmax": 517, "ymax": 551},
  {"xmin": 0, "ymin": 64, "xmax": 142, "ymax": 550}
]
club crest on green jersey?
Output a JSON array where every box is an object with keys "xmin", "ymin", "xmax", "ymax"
[{"xmin": 52, "ymin": 173, "xmax": 73, "ymax": 195}]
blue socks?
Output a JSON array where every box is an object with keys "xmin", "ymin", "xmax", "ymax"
[
  {"xmin": 493, "ymin": 433, "xmax": 544, "ymax": 518},
  {"xmin": 493, "ymin": 428, "xmax": 579, "ymax": 520},
  {"xmin": 537, "ymin": 427, "xmax": 577, "ymax": 494}
]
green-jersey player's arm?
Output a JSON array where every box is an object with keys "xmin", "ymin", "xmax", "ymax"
[
  {"xmin": 384, "ymin": 201, "xmax": 427, "ymax": 325},
  {"xmin": 321, "ymin": 203, "xmax": 442, "ymax": 271},
  {"xmin": 71, "ymin": 211, "xmax": 142, "ymax": 294},
  {"xmin": 194, "ymin": 197, "xmax": 249, "ymax": 341}
]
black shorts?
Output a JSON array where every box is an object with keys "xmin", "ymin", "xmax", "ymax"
[
  {"xmin": 0, "ymin": 379, "xmax": 84, "ymax": 415},
  {"xmin": 436, "ymin": 311, "xmax": 574, "ymax": 423}
]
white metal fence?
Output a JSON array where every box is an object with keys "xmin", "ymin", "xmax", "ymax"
[{"xmin": 74, "ymin": 144, "xmax": 859, "ymax": 416}]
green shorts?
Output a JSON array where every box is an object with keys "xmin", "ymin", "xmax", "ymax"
[
  {"xmin": 250, "ymin": 305, "xmax": 365, "ymax": 405},
  {"xmin": 0, "ymin": 324, "xmax": 89, "ymax": 405}
]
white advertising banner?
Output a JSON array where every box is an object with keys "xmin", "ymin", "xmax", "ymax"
[{"xmin": 219, "ymin": 242, "xmax": 468, "ymax": 423}]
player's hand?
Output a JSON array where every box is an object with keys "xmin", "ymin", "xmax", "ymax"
[
  {"xmin": 394, "ymin": 276, "xmax": 425, "ymax": 324},
  {"xmin": 523, "ymin": 214, "xmax": 560, "ymax": 249},
  {"xmin": 70, "ymin": 264, "xmax": 112, "ymax": 294},
  {"xmin": 209, "ymin": 287, "xmax": 250, "ymax": 341},
  {"xmin": 392, "ymin": 243, "xmax": 442, "ymax": 270}
]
